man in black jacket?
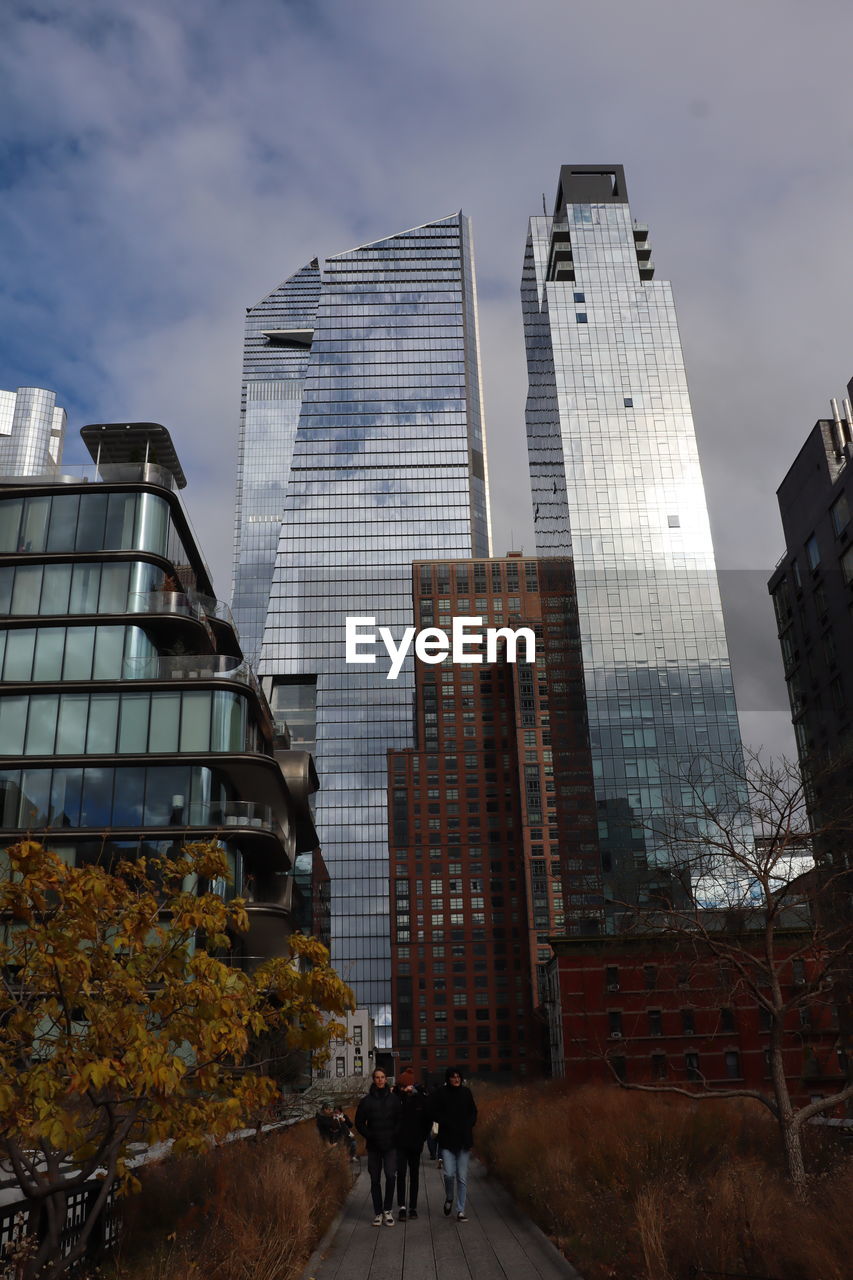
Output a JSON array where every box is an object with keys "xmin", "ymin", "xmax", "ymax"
[
  {"xmin": 355, "ymin": 1067, "xmax": 402, "ymax": 1226},
  {"xmin": 429, "ymin": 1066, "xmax": 477, "ymax": 1222},
  {"xmin": 393, "ymin": 1066, "xmax": 431, "ymax": 1220}
]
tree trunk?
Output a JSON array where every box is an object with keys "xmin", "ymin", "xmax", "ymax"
[{"xmin": 781, "ymin": 1116, "xmax": 807, "ymax": 1194}]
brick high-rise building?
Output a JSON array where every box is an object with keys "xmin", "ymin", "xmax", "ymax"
[{"xmin": 388, "ymin": 555, "xmax": 599, "ymax": 1080}]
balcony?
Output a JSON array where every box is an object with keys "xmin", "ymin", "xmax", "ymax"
[
  {"xmin": 120, "ymin": 653, "xmax": 261, "ymax": 697},
  {"xmin": 0, "ymin": 461, "xmax": 179, "ymax": 493}
]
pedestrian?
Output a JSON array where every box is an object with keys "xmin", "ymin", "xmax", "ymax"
[
  {"xmin": 429, "ymin": 1066, "xmax": 477, "ymax": 1222},
  {"xmin": 355, "ymin": 1067, "xmax": 402, "ymax": 1226},
  {"xmin": 330, "ymin": 1105, "xmax": 358, "ymax": 1160},
  {"xmin": 393, "ymin": 1066, "xmax": 431, "ymax": 1220},
  {"xmin": 314, "ymin": 1099, "xmax": 335, "ymax": 1144}
]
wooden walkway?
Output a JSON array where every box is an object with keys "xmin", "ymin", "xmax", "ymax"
[{"xmin": 300, "ymin": 1154, "xmax": 583, "ymax": 1280}]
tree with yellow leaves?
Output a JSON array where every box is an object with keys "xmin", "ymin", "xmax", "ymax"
[{"xmin": 0, "ymin": 839, "xmax": 354, "ymax": 1280}]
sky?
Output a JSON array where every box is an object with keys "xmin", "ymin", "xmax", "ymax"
[{"xmin": 4, "ymin": 0, "xmax": 853, "ymax": 756}]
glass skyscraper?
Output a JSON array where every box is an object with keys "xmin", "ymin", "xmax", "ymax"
[
  {"xmin": 233, "ymin": 214, "xmax": 490, "ymax": 1026},
  {"xmin": 0, "ymin": 386, "xmax": 66, "ymax": 476},
  {"xmin": 522, "ymin": 166, "xmax": 744, "ymax": 918}
]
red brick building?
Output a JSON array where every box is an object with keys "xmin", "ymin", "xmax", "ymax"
[
  {"xmin": 388, "ymin": 555, "xmax": 600, "ymax": 1081},
  {"xmin": 546, "ymin": 930, "xmax": 845, "ymax": 1105}
]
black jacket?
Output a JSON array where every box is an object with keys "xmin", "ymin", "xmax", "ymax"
[
  {"xmin": 429, "ymin": 1083, "xmax": 477, "ymax": 1153},
  {"xmin": 355, "ymin": 1084, "xmax": 402, "ymax": 1153},
  {"xmin": 393, "ymin": 1086, "xmax": 431, "ymax": 1150}
]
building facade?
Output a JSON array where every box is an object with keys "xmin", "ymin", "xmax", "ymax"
[
  {"xmin": 522, "ymin": 166, "xmax": 745, "ymax": 918},
  {"xmin": 0, "ymin": 423, "xmax": 318, "ymax": 969},
  {"xmin": 388, "ymin": 555, "xmax": 600, "ymax": 1080},
  {"xmin": 546, "ymin": 930, "xmax": 845, "ymax": 1107},
  {"xmin": 0, "ymin": 386, "xmax": 66, "ymax": 476},
  {"xmin": 767, "ymin": 391, "xmax": 853, "ymax": 782},
  {"xmin": 233, "ymin": 214, "xmax": 491, "ymax": 1028}
]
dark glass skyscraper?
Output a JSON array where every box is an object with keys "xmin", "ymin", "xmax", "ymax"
[
  {"xmin": 522, "ymin": 166, "xmax": 744, "ymax": 916},
  {"xmin": 233, "ymin": 215, "xmax": 490, "ymax": 1028}
]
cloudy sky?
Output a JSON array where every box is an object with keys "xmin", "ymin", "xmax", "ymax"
[{"xmin": 4, "ymin": 0, "xmax": 853, "ymax": 755}]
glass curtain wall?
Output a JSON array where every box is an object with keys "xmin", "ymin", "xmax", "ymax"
[
  {"xmin": 256, "ymin": 214, "xmax": 490, "ymax": 1028},
  {"xmin": 522, "ymin": 168, "xmax": 745, "ymax": 916}
]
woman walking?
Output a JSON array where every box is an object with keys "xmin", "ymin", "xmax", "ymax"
[
  {"xmin": 355, "ymin": 1067, "xmax": 402, "ymax": 1226},
  {"xmin": 393, "ymin": 1066, "xmax": 431, "ymax": 1220},
  {"xmin": 429, "ymin": 1066, "xmax": 477, "ymax": 1222}
]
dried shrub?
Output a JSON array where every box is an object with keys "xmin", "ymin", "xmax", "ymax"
[
  {"xmin": 475, "ymin": 1081, "xmax": 852, "ymax": 1280},
  {"xmin": 113, "ymin": 1121, "xmax": 351, "ymax": 1280}
]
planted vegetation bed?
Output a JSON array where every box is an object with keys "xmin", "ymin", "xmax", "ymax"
[
  {"xmin": 474, "ymin": 1081, "xmax": 852, "ymax": 1280},
  {"xmin": 111, "ymin": 1121, "xmax": 352, "ymax": 1280}
]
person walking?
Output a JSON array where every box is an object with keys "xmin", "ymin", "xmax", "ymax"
[
  {"xmin": 355, "ymin": 1067, "xmax": 402, "ymax": 1226},
  {"xmin": 429, "ymin": 1066, "xmax": 477, "ymax": 1222},
  {"xmin": 393, "ymin": 1067, "xmax": 431, "ymax": 1220}
]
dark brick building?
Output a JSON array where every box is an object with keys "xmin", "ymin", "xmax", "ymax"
[
  {"xmin": 546, "ymin": 929, "xmax": 845, "ymax": 1106},
  {"xmin": 388, "ymin": 555, "xmax": 600, "ymax": 1080}
]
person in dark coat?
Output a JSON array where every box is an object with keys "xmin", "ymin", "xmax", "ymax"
[
  {"xmin": 315, "ymin": 1100, "xmax": 335, "ymax": 1143},
  {"xmin": 393, "ymin": 1066, "xmax": 431, "ymax": 1220},
  {"xmin": 330, "ymin": 1105, "xmax": 358, "ymax": 1159},
  {"xmin": 355, "ymin": 1067, "xmax": 402, "ymax": 1226},
  {"xmin": 429, "ymin": 1066, "xmax": 477, "ymax": 1221}
]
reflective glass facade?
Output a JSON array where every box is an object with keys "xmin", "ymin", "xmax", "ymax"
[
  {"xmin": 232, "ymin": 263, "xmax": 322, "ymax": 666},
  {"xmin": 0, "ymin": 387, "xmax": 66, "ymax": 475},
  {"xmin": 247, "ymin": 214, "xmax": 491, "ymax": 1026},
  {"xmin": 522, "ymin": 167, "xmax": 744, "ymax": 913},
  {"xmin": 1, "ymin": 424, "xmax": 319, "ymax": 969}
]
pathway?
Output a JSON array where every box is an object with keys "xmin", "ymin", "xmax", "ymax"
[{"xmin": 301, "ymin": 1154, "xmax": 583, "ymax": 1279}]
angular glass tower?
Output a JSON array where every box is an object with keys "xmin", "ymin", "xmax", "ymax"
[
  {"xmin": 0, "ymin": 387, "xmax": 66, "ymax": 476},
  {"xmin": 233, "ymin": 214, "xmax": 490, "ymax": 1025},
  {"xmin": 522, "ymin": 166, "xmax": 744, "ymax": 918}
]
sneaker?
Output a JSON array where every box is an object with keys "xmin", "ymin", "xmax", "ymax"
[
  {"xmin": 408, "ymin": 1208, "xmax": 418, "ymax": 1220},
  {"xmin": 398, "ymin": 1207, "xmax": 407, "ymax": 1221},
  {"xmin": 456, "ymin": 1211, "xmax": 468, "ymax": 1222},
  {"xmin": 373, "ymin": 1214, "xmax": 383, "ymax": 1226},
  {"xmin": 383, "ymin": 1211, "xmax": 395, "ymax": 1227},
  {"xmin": 443, "ymin": 1199, "xmax": 452, "ymax": 1216}
]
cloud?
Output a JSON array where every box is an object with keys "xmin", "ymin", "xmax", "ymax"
[{"xmin": 4, "ymin": 0, "xmax": 853, "ymax": 756}]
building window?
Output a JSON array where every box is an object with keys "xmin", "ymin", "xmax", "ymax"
[
  {"xmin": 651, "ymin": 1053, "xmax": 667, "ymax": 1080},
  {"xmin": 842, "ymin": 544, "xmax": 853, "ymax": 585},
  {"xmin": 335, "ymin": 1057, "xmax": 345, "ymax": 1077},
  {"xmin": 573, "ymin": 292, "xmax": 585, "ymax": 303},
  {"xmin": 576, "ymin": 312, "xmax": 588, "ymax": 324},
  {"xmin": 643, "ymin": 965, "xmax": 657, "ymax": 990},
  {"xmin": 724, "ymin": 1051, "xmax": 741, "ymax": 1079},
  {"xmin": 667, "ymin": 514, "xmax": 680, "ymax": 528},
  {"xmin": 647, "ymin": 1009, "xmax": 662, "ymax": 1037},
  {"xmin": 353, "ymin": 1026, "xmax": 363, "ymax": 1046},
  {"xmin": 605, "ymin": 965, "xmax": 619, "ymax": 991},
  {"xmin": 610, "ymin": 1055, "xmax": 627, "ymax": 1082},
  {"xmin": 805, "ymin": 534, "xmax": 821, "ymax": 571},
  {"xmin": 608, "ymin": 1011, "xmax": 622, "ymax": 1037},
  {"xmin": 685, "ymin": 1052, "xmax": 701, "ymax": 1082},
  {"xmin": 624, "ymin": 397, "xmax": 633, "ymax": 408},
  {"xmin": 831, "ymin": 492, "xmax": 850, "ymax": 535},
  {"xmin": 681, "ymin": 1008, "xmax": 695, "ymax": 1035},
  {"xmin": 720, "ymin": 1008, "xmax": 736, "ymax": 1033}
]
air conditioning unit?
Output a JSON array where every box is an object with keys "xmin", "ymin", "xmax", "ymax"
[
  {"xmin": 607, "ymin": 983, "xmax": 620, "ymax": 992},
  {"xmin": 609, "ymin": 1031, "xmax": 622, "ymax": 1040}
]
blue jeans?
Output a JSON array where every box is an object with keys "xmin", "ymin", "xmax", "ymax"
[{"xmin": 440, "ymin": 1147, "xmax": 470, "ymax": 1213}]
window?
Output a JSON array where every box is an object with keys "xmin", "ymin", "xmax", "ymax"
[
  {"xmin": 667, "ymin": 514, "xmax": 680, "ymax": 528},
  {"xmin": 576, "ymin": 312, "xmax": 588, "ymax": 324},
  {"xmin": 335, "ymin": 1057, "xmax": 345, "ymax": 1077},
  {"xmin": 805, "ymin": 534, "xmax": 821, "ymax": 571},
  {"xmin": 647, "ymin": 1009, "xmax": 662, "ymax": 1037},
  {"xmin": 720, "ymin": 1008, "xmax": 736, "ymax": 1033},
  {"xmin": 605, "ymin": 965, "xmax": 619, "ymax": 991},
  {"xmin": 685, "ymin": 1052, "xmax": 701, "ymax": 1082},
  {"xmin": 573, "ymin": 292, "xmax": 585, "ymax": 303},
  {"xmin": 608, "ymin": 1011, "xmax": 622, "ymax": 1037},
  {"xmin": 643, "ymin": 965, "xmax": 657, "ymax": 990},
  {"xmin": 624, "ymin": 397, "xmax": 633, "ymax": 408},
  {"xmin": 651, "ymin": 1053, "xmax": 667, "ymax": 1080},
  {"xmin": 681, "ymin": 1008, "xmax": 695, "ymax": 1035},
  {"xmin": 843, "ymin": 544, "xmax": 853, "ymax": 585},
  {"xmin": 724, "ymin": 1051, "xmax": 741, "ymax": 1079},
  {"xmin": 831, "ymin": 492, "xmax": 850, "ymax": 535}
]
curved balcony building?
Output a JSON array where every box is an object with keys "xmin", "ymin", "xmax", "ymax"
[{"xmin": 0, "ymin": 422, "xmax": 318, "ymax": 969}]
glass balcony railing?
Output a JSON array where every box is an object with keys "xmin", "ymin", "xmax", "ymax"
[
  {"xmin": 120, "ymin": 653, "xmax": 262, "ymax": 696},
  {"xmin": 0, "ymin": 461, "xmax": 179, "ymax": 492}
]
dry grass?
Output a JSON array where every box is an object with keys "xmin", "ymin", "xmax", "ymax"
[
  {"xmin": 474, "ymin": 1081, "xmax": 852, "ymax": 1280},
  {"xmin": 111, "ymin": 1121, "xmax": 351, "ymax": 1280}
]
